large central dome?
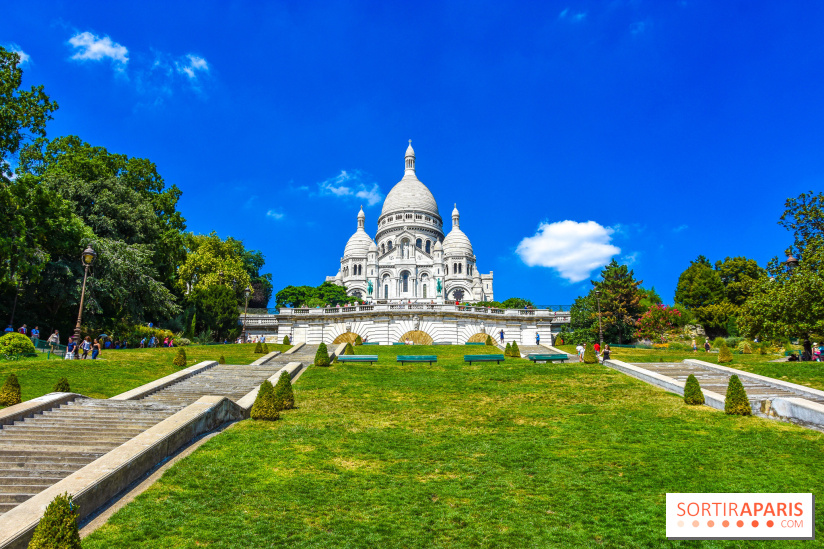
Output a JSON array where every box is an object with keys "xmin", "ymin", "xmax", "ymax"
[{"xmin": 380, "ymin": 141, "xmax": 441, "ymax": 218}]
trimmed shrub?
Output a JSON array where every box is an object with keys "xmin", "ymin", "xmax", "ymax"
[
  {"xmin": 218, "ymin": 354, "xmax": 226, "ymax": 364},
  {"xmin": 0, "ymin": 373, "xmax": 22, "ymax": 406},
  {"xmin": 511, "ymin": 341, "xmax": 521, "ymax": 358},
  {"xmin": 505, "ymin": 342, "xmax": 512, "ymax": 357},
  {"xmin": 53, "ymin": 378, "xmax": 70, "ymax": 393},
  {"xmin": 486, "ymin": 334, "xmax": 494, "ymax": 346},
  {"xmin": 354, "ymin": 334, "xmax": 363, "ymax": 345},
  {"xmin": 314, "ymin": 342, "xmax": 330, "ymax": 367},
  {"xmin": 724, "ymin": 374, "xmax": 752, "ymax": 415},
  {"xmin": 263, "ymin": 343, "xmax": 269, "ymax": 354},
  {"xmin": 343, "ymin": 342, "xmax": 355, "ymax": 355},
  {"xmin": 718, "ymin": 344, "xmax": 733, "ymax": 364},
  {"xmin": 283, "ymin": 335, "xmax": 290, "ymax": 345},
  {"xmin": 254, "ymin": 341, "xmax": 263, "ymax": 354},
  {"xmin": 174, "ymin": 337, "xmax": 192, "ymax": 347},
  {"xmin": 27, "ymin": 492, "xmax": 81, "ymax": 549},
  {"xmin": 712, "ymin": 337, "xmax": 727, "ymax": 349},
  {"xmin": 736, "ymin": 341, "xmax": 752, "ymax": 354},
  {"xmin": 583, "ymin": 344, "xmax": 597, "ymax": 364},
  {"xmin": 683, "ymin": 374, "xmax": 705, "ymax": 405},
  {"xmin": 758, "ymin": 342, "xmax": 768, "ymax": 355},
  {"xmin": 172, "ymin": 348, "xmax": 187, "ymax": 368},
  {"xmin": 272, "ymin": 371, "xmax": 295, "ymax": 411},
  {"xmin": 250, "ymin": 380, "xmax": 279, "ymax": 420},
  {"xmin": 0, "ymin": 332, "xmax": 35, "ymax": 356}
]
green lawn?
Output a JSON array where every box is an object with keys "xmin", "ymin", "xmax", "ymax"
[
  {"xmin": 85, "ymin": 345, "xmax": 824, "ymax": 548},
  {"xmin": 556, "ymin": 345, "xmax": 824, "ymax": 392},
  {"xmin": 0, "ymin": 343, "xmax": 290, "ymax": 402}
]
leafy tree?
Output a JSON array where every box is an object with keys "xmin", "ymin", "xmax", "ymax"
[
  {"xmin": 501, "ymin": 297, "xmax": 535, "ymax": 309},
  {"xmin": 692, "ymin": 302, "xmax": 740, "ymax": 339},
  {"xmin": 178, "ymin": 232, "xmax": 251, "ymax": 297},
  {"xmin": 638, "ymin": 286, "xmax": 663, "ymax": 313},
  {"xmin": 675, "ymin": 256, "xmax": 725, "ymax": 310},
  {"xmin": 779, "ymin": 191, "xmax": 824, "ymax": 256},
  {"xmin": 190, "ymin": 285, "xmax": 240, "ymax": 341},
  {"xmin": 714, "ymin": 256, "xmax": 766, "ymax": 306},
  {"xmin": 27, "ymin": 492, "xmax": 81, "ymax": 549},
  {"xmin": 0, "ymin": 46, "xmax": 58, "ymax": 182},
  {"xmin": 724, "ymin": 375, "xmax": 751, "ymax": 415},
  {"xmin": 635, "ymin": 305, "xmax": 682, "ymax": 342},
  {"xmin": 683, "ymin": 374, "xmax": 704, "ymax": 405},
  {"xmin": 275, "ymin": 282, "xmax": 358, "ymax": 308},
  {"xmin": 592, "ymin": 259, "xmax": 643, "ymax": 344}
]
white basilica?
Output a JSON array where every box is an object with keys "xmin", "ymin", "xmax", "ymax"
[{"xmin": 327, "ymin": 141, "xmax": 493, "ymax": 303}]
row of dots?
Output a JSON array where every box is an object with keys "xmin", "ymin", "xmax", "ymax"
[{"xmin": 677, "ymin": 520, "xmax": 775, "ymax": 528}]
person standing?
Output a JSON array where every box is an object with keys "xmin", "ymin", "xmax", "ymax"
[
  {"xmin": 3, "ymin": 325, "xmax": 12, "ymax": 334},
  {"xmin": 535, "ymin": 332, "xmax": 540, "ymax": 345},
  {"xmin": 91, "ymin": 339, "xmax": 101, "ymax": 360},
  {"xmin": 64, "ymin": 339, "xmax": 76, "ymax": 360},
  {"xmin": 692, "ymin": 339, "xmax": 697, "ymax": 353},
  {"xmin": 81, "ymin": 337, "xmax": 92, "ymax": 359},
  {"xmin": 47, "ymin": 330, "xmax": 59, "ymax": 352},
  {"xmin": 31, "ymin": 326, "xmax": 40, "ymax": 342},
  {"xmin": 18, "ymin": 324, "xmax": 27, "ymax": 336},
  {"xmin": 576, "ymin": 343, "xmax": 584, "ymax": 360},
  {"xmin": 499, "ymin": 329, "xmax": 505, "ymax": 344},
  {"xmin": 603, "ymin": 344, "xmax": 611, "ymax": 361},
  {"xmin": 594, "ymin": 342, "xmax": 601, "ymax": 355},
  {"xmin": 704, "ymin": 338, "xmax": 711, "ymax": 352}
]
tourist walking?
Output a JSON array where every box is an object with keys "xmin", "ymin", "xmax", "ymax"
[
  {"xmin": 692, "ymin": 339, "xmax": 697, "ymax": 352},
  {"xmin": 704, "ymin": 338, "xmax": 711, "ymax": 352},
  {"xmin": 80, "ymin": 336, "xmax": 92, "ymax": 360},
  {"xmin": 31, "ymin": 326, "xmax": 40, "ymax": 342},
  {"xmin": 535, "ymin": 332, "xmax": 540, "ymax": 345},
  {"xmin": 576, "ymin": 343, "xmax": 584, "ymax": 360},
  {"xmin": 92, "ymin": 339, "xmax": 101, "ymax": 360},
  {"xmin": 594, "ymin": 342, "xmax": 600, "ymax": 355},
  {"xmin": 64, "ymin": 339, "xmax": 76, "ymax": 360},
  {"xmin": 47, "ymin": 330, "xmax": 59, "ymax": 352},
  {"xmin": 603, "ymin": 344, "xmax": 611, "ymax": 361},
  {"xmin": 139, "ymin": 337, "xmax": 146, "ymax": 348},
  {"xmin": 17, "ymin": 324, "xmax": 27, "ymax": 336},
  {"xmin": 499, "ymin": 329, "xmax": 505, "ymax": 344}
]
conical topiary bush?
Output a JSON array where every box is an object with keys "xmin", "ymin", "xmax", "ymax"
[
  {"xmin": 486, "ymin": 334, "xmax": 494, "ymax": 346},
  {"xmin": 283, "ymin": 335, "xmax": 290, "ymax": 345},
  {"xmin": 0, "ymin": 373, "xmax": 22, "ymax": 407},
  {"xmin": 218, "ymin": 354, "xmax": 226, "ymax": 364},
  {"xmin": 725, "ymin": 374, "xmax": 751, "ymax": 415},
  {"xmin": 263, "ymin": 342, "xmax": 269, "ymax": 354},
  {"xmin": 272, "ymin": 371, "xmax": 295, "ymax": 411},
  {"xmin": 53, "ymin": 377, "xmax": 70, "ymax": 393},
  {"xmin": 740, "ymin": 342, "xmax": 752, "ymax": 354},
  {"xmin": 343, "ymin": 342, "xmax": 355, "ymax": 355},
  {"xmin": 254, "ymin": 341, "xmax": 263, "ymax": 354},
  {"xmin": 315, "ymin": 342, "xmax": 330, "ymax": 367},
  {"xmin": 27, "ymin": 492, "xmax": 81, "ymax": 549},
  {"xmin": 583, "ymin": 343, "xmax": 597, "ymax": 364},
  {"xmin": 505, "ymin": 342, "xmax": 512, "ymax": 357},
  {"xmin": 354, "ymin": 334, "xmax": 363, "ymax": 345},
  {"xmin": 683, "ymin": 374, "xmax": 705, "ymax": 405},
  {"xmin": 511, "ymin": 341, "xmax": 521, "ymax": 358},
  {"xmin": 250, "ymin": 380, "xmax": 279, "ymax": 420},
  {"xmin": 172, "ymin": 348, "xmax": 187, "ymax": 368},
  {"xmin": 718, "ymin": 344, "xmax": 733, "ymax": 364}
]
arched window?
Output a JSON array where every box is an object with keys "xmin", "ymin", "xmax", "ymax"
[
  {"xmin": 388, "ymin": 241, "xmax": 394, "ymax": 250},
  {"xmin": 423, "ymin": 284, "xmax": 427, "ymax": 298},
  {"xmin": 445, "ymin": 265, "xmax": 449, "ymax": 275},
  {"xmin": 402, "ymin": 271, "xmax": 410, "ymax": 292},
  {"xmin": 416, "ymin": 238, "xmax": 422, "ymax": 249},
  {"xmin": 459, "ymin": 264, "xmax": 462, "ymax": 274},
  {"xmin": 381, "ymin": 244, "xmax": 385, "ymax": 255},
  {"xmin": 425, "ymin": 240, "xmax": 431, "ymax": 254}
]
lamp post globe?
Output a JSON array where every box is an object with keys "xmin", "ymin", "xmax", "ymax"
[{"xmin": 786, "ymin": 255, "xmax": 799, "ymax": 271}]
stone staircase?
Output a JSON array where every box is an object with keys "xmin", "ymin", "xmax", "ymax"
[
  {"xmin": 0, "ymin": 357, "xmax": 299, "ymax": 518},
  {"xmin": 0, "ymin": 399, "xmax": 182, "ymax": 514}
]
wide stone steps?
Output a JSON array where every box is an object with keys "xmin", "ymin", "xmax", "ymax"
[{"xmin": 140, "ymin": 364, "xmax": 286, "ymax": 406}]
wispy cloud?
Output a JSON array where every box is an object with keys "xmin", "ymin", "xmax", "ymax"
[
  {"xmin": 315, "ymin": 170, "xmax": 383, "ymax": 206},
  {"xmin": 176, "ymin": 54, "xmax": 209, "ymax": 80},
  {"xmin": 559, "ymin": 8, "xmax": 587, "ymax": 22},
  {"xmin": 623, "ymin": 252, "xmax": 640, "ymax": 266},
  {"xmin": 630, "ymin": 21, "xmax": 647, "ymax": 35},
  {"xmin": 673, "ymin": 224, "xmax": 688, "ymax": 233},
  {"xmin": 68, "ymin": 31, "xmax": 128, "ymax": 65},
  {"xmin": 266, "ymin": 210, "xmax": 284, "ymax": 220},
  {"xmin": 516, "ymin": 220, "xmax": 621, "ymax": 283},
  {"xmin": 4, "ymin": 44, "xmax": 30, "ymax": 65}
]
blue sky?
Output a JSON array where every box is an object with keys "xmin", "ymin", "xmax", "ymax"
[{"xmin": 5, "ymin": 1, "xmax": 824, "ymax": 307}]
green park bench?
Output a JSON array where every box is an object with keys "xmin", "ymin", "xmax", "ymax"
[
  {"xmin": 464, "ymin": 354, "xmax": 505, "ymax": 364},
  {"xmin": 433, "ymin": 342, "xmax": 452, "ymax": 345},
  {"xmin": 527, "ymin": 353, "xmax": 568, "ymax": 363},
  {"xmin": 465, "ymin": 342, "xmax": 485, "ymax": 346},
  {"xmin": 336, "ymin": 355, "xmax": 378, "ymax": 365},
  {"xmin": 361, "ymin": 342, "xmax": 380, "ymax": 345},
  {"xmin": 392, "ymin": 342, "xmax": 407, "ymax": 346},
  {"xmin": 397, "ymin": 355, "xmax": 438, "ymax": 365}
]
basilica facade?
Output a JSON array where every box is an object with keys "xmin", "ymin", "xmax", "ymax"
[{"xmin": 327, "ymin": 142, "xmax": 493, "ymax": 303}]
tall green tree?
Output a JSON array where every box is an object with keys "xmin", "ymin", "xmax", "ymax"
[
  {"xmin": 178, "ymin": 232, "xmax": 252, "ymax": 298},
  {"xmin": 592, "ymin": 259, "xmax": 643, "ymax": 343},
  {"xmin": 674, "ymin": 256, "xmax": 725, "ymax": 310},
  {"xmin": 0, "ymin": 46, "xmax": 58, "ymax": 182},
  {"xmin": 714, "ymin": 256, "xmax": 765, "ymax": 306},
  {"xmin": 190, "ymin": 285, "xmax": 240, "ymax": 341},
  {"xmin": 779, "ymin": 191, "xmax": 824, "ymax": 257}
]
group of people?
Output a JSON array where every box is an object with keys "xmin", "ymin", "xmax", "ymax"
[
  {"xmin": 237, "ymin": 335, "xmax": 268, "ymax": 344},
  {"xmin": 575, "ymin": 342, "xmax": 611, "ymax": 362},
  {"xmin": 139, "ymin": 336, "xmax": 173, "ymax": 348},
  {"xmin": 64, "ymin": 336, "xmax": 102, "ymax": 360}
]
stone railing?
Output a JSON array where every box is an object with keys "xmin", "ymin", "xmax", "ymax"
[{"xmin": 258, "ymin": 304, "xmax": 569, "ymax": 320}]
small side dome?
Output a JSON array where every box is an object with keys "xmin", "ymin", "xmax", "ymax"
[
  {"xmin": 368, "ymin": 241, "xmax": 378, "ymax": 252},
  {"xmin": 443, "ymin": 227, "xmax": 473, "ymax": 256},
  {"xmin": 344, "ymin": 230, "xmax": 373, "ymax": 257},
  {"xmin": 433, "ymin": 240, "xmax": 443, "ymax": 251},
  {"xmin": 452, "ymin": 204, "xmax": 460, "ymax": 217}
]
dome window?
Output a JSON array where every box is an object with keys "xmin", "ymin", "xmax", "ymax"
[{"xmin": 416, "ymin": 238, "xmax": 422, "ymax": 249}]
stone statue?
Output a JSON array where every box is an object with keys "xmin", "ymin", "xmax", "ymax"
[
  {"xmin": 480, "ymin": 321, "xmax": 485, "ymax": 334},
  {"xmin": 413, "ymin": 315, "xmax": 420, "ymax": 331},
  {"xmin": 345, "ymin": 321, "xmax": 352, "ymax": 333},
  {"xmin": 367, "ymin": 280, "xmax": 373, "ymax": 295}
]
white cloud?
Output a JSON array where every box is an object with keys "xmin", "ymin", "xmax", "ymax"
[
  {"xmin": 559, "ymin": 9, "xmax": 587, "ymax": 21},
  {"xmin": 516, "ymin": 220, "xmax": 621, "ymax": 283},
  {"xmin": 266, "ymin": 210, "xmax": 284, "ymax": 220},
  {"xmin": 176, "ymin": 54, "xmax": 209, "ymax": 79},
  {"xmin": 673, "ymin": 224, "xmax": 688, "ymax": 233},
  {"xmin": 68, "ymin": 32, "xmax": 128, "ymax": 64},
  {"xmin": 623, "ymin": 252, "xmax": 639, "ymax": 266},
  {"xmin": 316, "ymin": 170, "xmax": 383, "ymax": 206},
  {"xmin": 4, "ymin": 44, "xmax": 30, "ymax": 65}
]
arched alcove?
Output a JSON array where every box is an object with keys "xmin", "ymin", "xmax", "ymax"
[
  {"xmin": 333, "ymin": 332, "xmax": 361, "ymax": 344},
  {"xmin": 467, "ymin": 333, "xmax": 489, "ymax": 343},
  {"xmin": 398, "ymin": 330, "xmax": 433, "ymax": 345}
]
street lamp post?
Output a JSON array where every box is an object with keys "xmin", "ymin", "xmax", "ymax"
[
  {"xmin": 242, "ymin": 285, "xmax": 251, "ymax": 343},
  {"xmin": 595, "ymin": 290, "xmax": 604, "ymax": 349},
  {"xmin": 72, "ymin": 245, "xmax": 97, "ymax": 345},
  {"xmin": 784, "ymin": 254, "xmax": 812, "ymax": 360}
]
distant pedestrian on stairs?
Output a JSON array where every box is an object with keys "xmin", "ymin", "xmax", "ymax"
[
  {"xmin": 499, "ymin": 329, "xmax": 504, "ymax": 344},
  {"xmin": 535, "ymin": 332, "xmax": 540, "ymax": 345}
]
